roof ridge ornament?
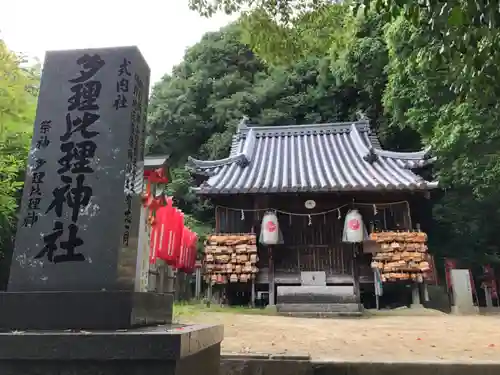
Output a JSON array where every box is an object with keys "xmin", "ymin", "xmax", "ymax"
[
  {"xmin": 349, "ymin": 124, "xmax": 379, "ymax": 164},
  {"xmin": 186, "ymin": 127, "xmax": 256, "ymax": 173},
  {"xmin": 238, "ymin": 115, "xmax": 250, "ymax": 131},
  {"xmin": 186, "ymin": 153, "xmax": 249, "ymax": 169},
  {"xmin": 349, "ymin": 123, "xmax": 435, "ymax": 167},
  {"xmin": 372, "ymin": 146, "xmax": 432, "ymax": 161},
  {"xmin": 240, "ymin": 128, "xmax": 256, "ymax": 163},
  {"xmin": 356, "ymin": 110, "xmax": 369, "ymax": 121}
]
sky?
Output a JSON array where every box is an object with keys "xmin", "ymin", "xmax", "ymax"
[{"xmin": 0, "ymin": 0, "xmax": 237, "ymax": 86}]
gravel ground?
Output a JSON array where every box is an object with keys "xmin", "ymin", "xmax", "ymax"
[{"xmin": 182, "ymin": 310, "xmax": 500, "ymax": 361}]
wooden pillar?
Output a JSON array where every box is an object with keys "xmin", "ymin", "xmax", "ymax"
[
  {"xmin": 251, "ymin": 278, "xmax": 256, "ymax": 307},
  {"xmin": 352, "ymin": 244, "xmax": 361, "ymax": 306},
  {"xmin": 373, "ymin": 268, "xmax": 381, "ymax": 310},
  {"xmin": 423, "ymin": 282, "xmax": 430, "ymax": 302},
  {"xmin": 411, "ymin": 283, "xmax": 423, "ymax": 308},
  {"xmin": 253, "ymin": 194, "xmax": 276, "ymax": 306},
  {"xmin": 268, "ymin": 247, "xmax": 275, "ymax": 306},
  {"xmin": 195, "ymin": 267, "xmax": 202, "ymax": 300},
  {"xmin": 207, "ymin": 282, "xmax": 212, "ymax": 306}
]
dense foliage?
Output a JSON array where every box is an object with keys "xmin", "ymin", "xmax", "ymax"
[
  {"xmin": 147, "ymin": 2, "xmax": 500, "ymax": 265},
  {"xmin": 0, "ymin": 40, "xmax": 39, "ymax": 284},
  {"xmin": 2, "ymin": 0, "xmax": 499, "ymax": 270},
  {"xmin": 189, "ymin": 0, "xmax": 500, "ymax": 90}
]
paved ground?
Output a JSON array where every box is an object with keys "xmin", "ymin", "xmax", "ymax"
[{"xmin": 181, "ymin": 309, "xmax": 500, "ymax": 361}]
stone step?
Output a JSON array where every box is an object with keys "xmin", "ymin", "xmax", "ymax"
[
  {"xmin": 277, "ymin": 285, "xmax": 358, "ymax": 304},
  {"xmin": 276, "ymin": 303, "xmax": 362, "ymax": 314},
  {"xmin": 277, "ymin": 311, "xmax": 363, "ymax": 318}
]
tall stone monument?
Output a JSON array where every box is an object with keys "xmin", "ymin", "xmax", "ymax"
[
  {"xmin": 0, "ymin": 47, "xmax": 222, "ymax": 375},
  {"xmin": 0, "ymin": 46, "xmax": 168, "ymax": 330}
]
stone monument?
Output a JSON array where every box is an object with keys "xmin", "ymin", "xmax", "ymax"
[
  {"xmin": 450, "ymin": 269, "xmax": 479, "ymax": 315},
  {"xmin": 0, "ymin": 46, "xmax": 223, "ymax": 375}
]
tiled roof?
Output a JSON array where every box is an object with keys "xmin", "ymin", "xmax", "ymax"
[{"xmin": 186, "ymin": 120, "xmax": 437, "ymax": 194}]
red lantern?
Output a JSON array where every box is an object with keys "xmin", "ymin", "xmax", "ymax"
[
  {"xmin": 176, "ymin": 232, "xmax": 183, "ymax": 270},
  {"xmin": 177, "ymin": 227, "xmax": 191, "ymax": 271},
  {"xmin": 170, "ymin": 210, "xmax": 184, "ymax": 269},
  {"xmin": 149, "ymin": 196, "xmax": 173, "ymax": 265},
  {"xmin": 178, "ymin": 227, "xmax": 187, "ymax": 270},
  {"xmin": 154, "ymin": 205, "xmax": 168, "ymax": 263},
  {"xmin": 186, "ymin": 233, "xmax": 198, "ymax": 273},
  {"xmin": 181, "ymin": 227, "xmax": 191, "ymax": 271},
  {"xmin": 178, "ymin": 229, "xmax": 197, "ymax": 273},
  {"xmin": 157, "ymin": 198, "xmax": 180, "ymax": 266},
  {"xmin": 149, "ymin": 218, "xmax": 160, "ymax": 265}
]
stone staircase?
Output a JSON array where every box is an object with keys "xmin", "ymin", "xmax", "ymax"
[{"xmin": 276, "ymin": 285, "xmax": 363, "ymax": 317}]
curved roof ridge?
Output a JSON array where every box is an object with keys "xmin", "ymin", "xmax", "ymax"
[
  {"xmin": 373, "ymin": 146, "xmax": 432, "ymax": 161},
  {"xmin": 348, "ymin": 124, "xmax": 435, "ymax": 169},
  {"xmin": 238, "ymin": 120, "xmax": 371, "ymax": 136},
  {"xmin": 241, "ymin": 128, "xmax": 256, "ymax": 162},
  {"xmin": 186, "ymin": 128, "xmax": 257, "ymax": 172},
  {"xmin": 186, "ymin": 153, "xmax": 247, "ymax": 169},
  {"xmin": 349, "ymin": 124, "xmax": 379, "ymax": 164}
]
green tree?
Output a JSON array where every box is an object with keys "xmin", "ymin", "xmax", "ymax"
[
  {"xmin": 148, "ymin": 25, "xmax": 267, "ymax": 163},
  {"xmin": 238, "ymin": 4, "xmax": 349, "ymax": 66},
  {"xmin": 0, "ymin": 40, "xmax": 39, "ymax": 285},
  {"xmin": 0, "ymin": 40, "xmax": 38, "ymax": 240},
  {"xmin": 188, "ymin": 0, "xmax": 499, "ymax": 52},
  {"xmin": 147, "ymin": 25, "xmax": 269, "ymax": 244},
  {"xmin": 189, "ymin": 0, "xmax": 500, "ymax": 98},
  {"xmin": 383, "ymin": 15, "xmax": 500, "ymax": 195},
  {"xmin": 382, "ymin": 16, "xmax": 500, "ymax": 262}
]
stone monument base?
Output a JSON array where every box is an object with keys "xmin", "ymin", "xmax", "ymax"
[
  {"xmin": 0, "ymin": 324, "xmax": 223, "ymax": 375},
  {"xmin": 0, "ymin": 291, "xmax": 173, "ymax": 330}
]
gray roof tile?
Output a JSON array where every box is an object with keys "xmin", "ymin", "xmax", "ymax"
[{"xmin": 186, "ymin": 120, "xmax": 437, "ymax": 194}]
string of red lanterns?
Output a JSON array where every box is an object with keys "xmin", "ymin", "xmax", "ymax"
[{"xmin": 142, "ymin": 168, "xmax": 197, "ymax": 274}]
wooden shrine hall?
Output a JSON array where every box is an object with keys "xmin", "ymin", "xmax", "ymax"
[{"xmin": 187, "ymin": 118, "xmax": 438, "ymax": 314}]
